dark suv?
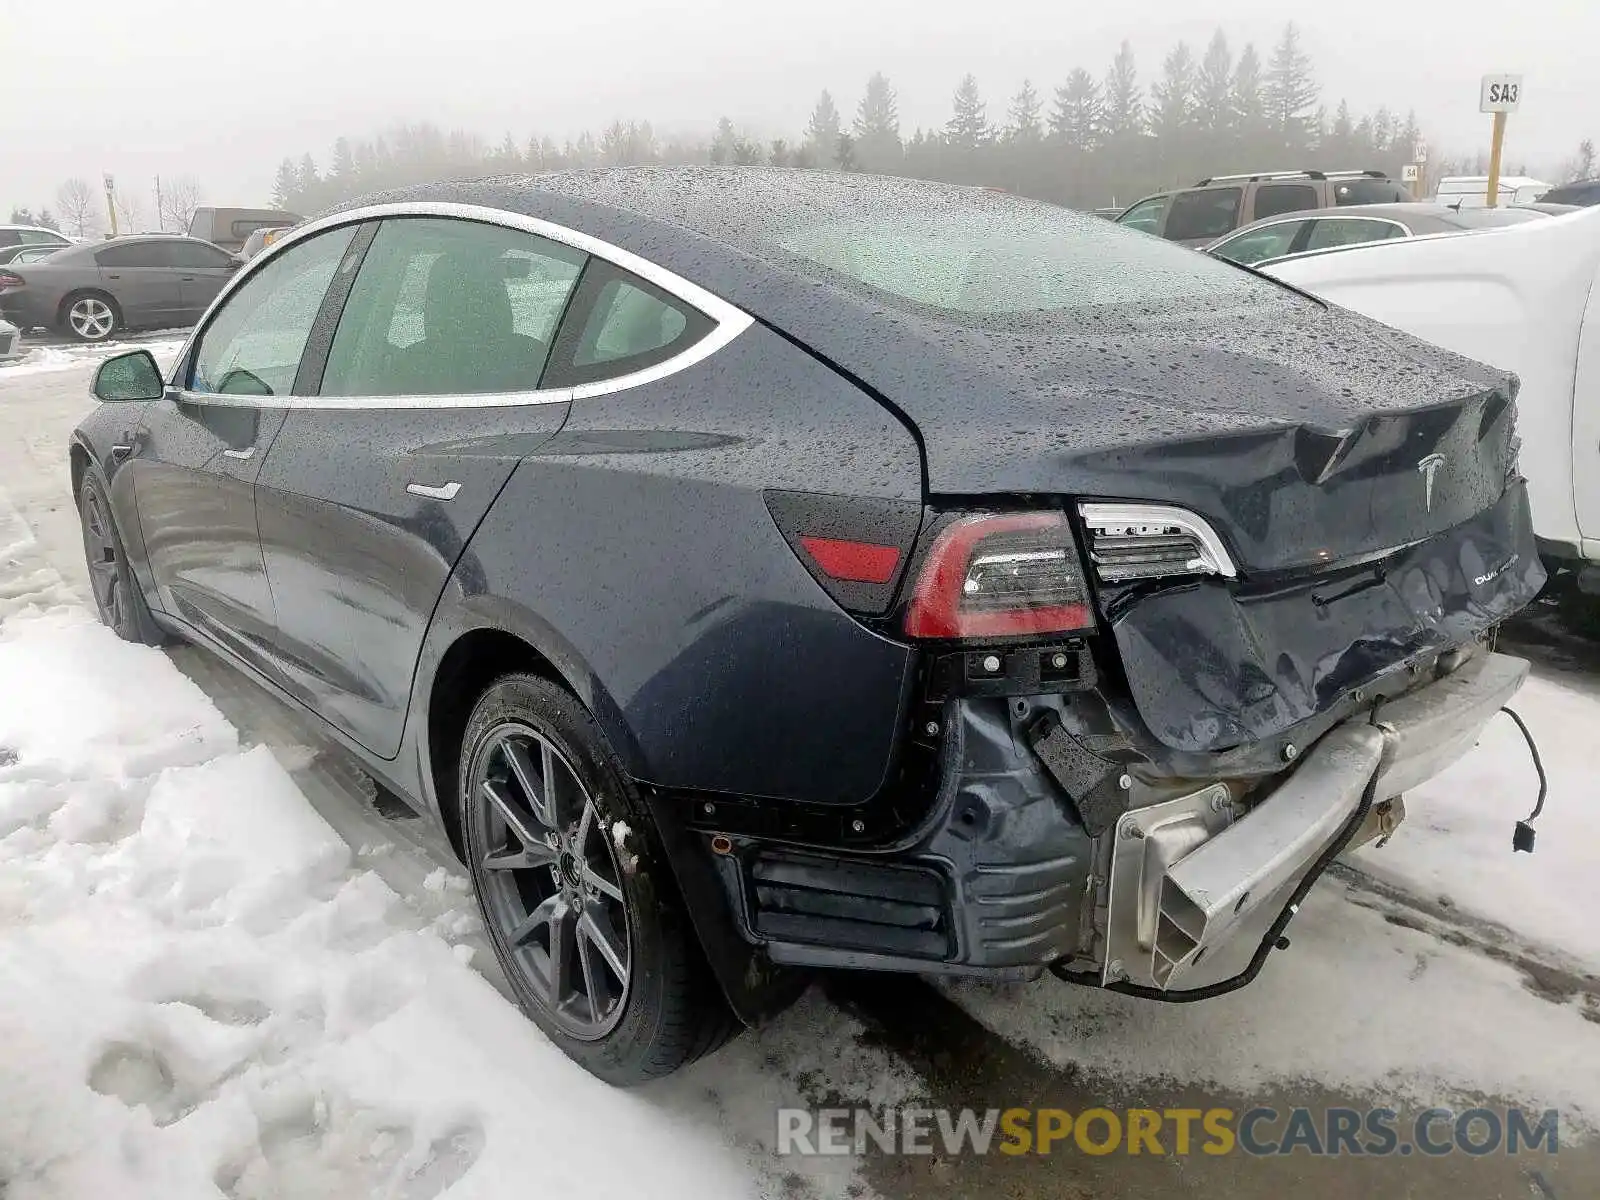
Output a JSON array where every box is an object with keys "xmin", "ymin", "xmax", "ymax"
[{"xmin": 1117, "ymin": 170, "xmax": 1413, "ymax": 246}]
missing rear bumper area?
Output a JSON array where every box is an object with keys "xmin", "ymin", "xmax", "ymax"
[{"xmin": 714, "ymin": 651, "xmax": 1534, "ymax": 995}]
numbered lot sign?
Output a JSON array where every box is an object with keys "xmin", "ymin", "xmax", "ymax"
[{"xmin": 1480, "ymin": 75, "xmax": 1523, "ymax": 113}]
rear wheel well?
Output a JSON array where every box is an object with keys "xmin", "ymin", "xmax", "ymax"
[{"xmin": 428, "ymin": 627, "xmax": 557, "ymax": 861}]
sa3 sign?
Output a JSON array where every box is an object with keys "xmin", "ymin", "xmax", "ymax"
[{"xmin": 1480, "ymin": 74, "xmax": 1523, "ymax": 113}]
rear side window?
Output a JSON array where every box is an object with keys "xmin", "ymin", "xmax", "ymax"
[
  {"xmin": 1116, "ymin": 196, "xmax": 1168, "ymax": 235},
  {"xmin": 189, "ymin": 225, "xmax": 357, "ymax": 396},
  {"xmin": 1333, "ymin": 178, "xmax": 1410, "ymax": 205},
  {"xmin": 1303, "ymin": 218, "xmax": 1406, "ymax": 252},
  {"xmin": 1252, "ymin": 184, "xmax": 1318, "ymax": 221},
  {"xmin": 319, "ymin": 217, "xmax": 585, "ymax": 397},
  {"xmin": 95, "ymin": 242, "xmax": 170, "ymax": 268},
  {"xmin": 544, "ymin": 261, "xmax": 712, "ymax": 387},
  {"xmin": 1164, "ymin": 189, "xmax": 1242, "ymax": 241}
]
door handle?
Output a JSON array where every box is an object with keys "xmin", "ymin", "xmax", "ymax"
[
  {"xmin": 222, "ymin": 446, "xmax": 256, "ymax": 460},
  {"xmin": 407, "ymin": 481, "xmax": 461, "ymax": 500},
  {"xmin": 180, "ymin": 275, "xmax": 196, "ymax": 281},
  {"xmin": 105, "ymin": 273, "xmax": 121, "ymax": 280}
]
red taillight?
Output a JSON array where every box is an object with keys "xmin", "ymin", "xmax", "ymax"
[
  {"xmin": 798, "ymin": 535, "xmax": 902, "ymax": 584},
  {"xmin": 0, "ymin": 271, "xmax": 23, "ymax": 291},
  {"xmin": 904, "ymin": 512, "xmax": 1094, "ymax": 639}
]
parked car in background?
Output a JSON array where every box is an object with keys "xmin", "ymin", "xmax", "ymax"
[
  {"xmin": 1264, "ymin": 207, "xmax": 1600, "ymax": 589},
  {"xmin": 1433, "ymin": 175, "xmax": 1553, "ymax": 209},
  {"xmin": 1516, "ymin": 202, "xmax": 1584, "ymax": 216},
  {"xmin": 4, "ymin": 245, "xmax": 72, "ymax": 265},
  {"xmin": 0, "ymin": 235, "xmax": 241, "ymax": 341},
  {"xmin": 0, "ymin": 224, "xmax": 73, "ymax": 254},
  {"xmin": 0, "ymin": 317, "xmax": 22, "ymax": 363},
  {"xmin": 70, "ymin": 169, "xmax": 1542, "ymax": 1086},
  {"xmin": 186, "ymin": 207, "xmax": 300, "ymax": 253},
  {"xmin": 239, "ymin": 223, "xmax": 297, "ymax": 260},
  {"xmin": 1116, "ymin": 169, "xmax": 1411, "ymax": 246},
  {"xmin": 1538, "ymin": 179, "xmax": 1600, "ymax": 207},
  {"xmin": 1206, "ymin": 202, "xmax": 1548, "ymax": 268}
]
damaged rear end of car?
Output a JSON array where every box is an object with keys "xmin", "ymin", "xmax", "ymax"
[{"xmin": 677, "ymin": 188, "xmax": 1547, "ymax": 1003}]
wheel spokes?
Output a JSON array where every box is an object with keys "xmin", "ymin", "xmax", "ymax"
[{"xmin": 481, "ymin": 777, "xmax": 547, "ymax": 851}]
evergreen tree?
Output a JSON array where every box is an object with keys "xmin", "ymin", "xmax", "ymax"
[
  {"xmin": 1007, "ymin": 79, "xmax": 1042, "ymax": 142},
  {"xmin": 1102, "ymin": 41, "xmax": 1144, "ymax": 140},
  {"xmin": 709, "ymin": 117, "xmax": 737, "ymax": 165},
  {"xmin": 805, "ymin": 90, "xmax": 842, "ymax": 164},
  {"xmin": 853, "ymin": 72, "xmax": 902, "ymax": 169},
  {"xmin": 770, "ymin": 138, "xmax": 790, "ymax": 166},
  {"xmin": 329, "ymin": 137, "xmax": 356, "ymax": 185},
  {"xmin": 296, "ymin": 154, "xmax": 320, "ymax": 206},
  {"xmin": 1230, "ymin": 43, "xmax": 1267, "ymax": 143},
  {"xmin": 496, "ymin": 132, "xmax": 523, "ymax": 170},
  {"xmin": 271, "ymin": 159, "xmax": 298, "ymax": 208},
  {"xmin": 1265, "ymin": 22, "xmax": 1319, "ymax": 149},
  {"xmin": 1395, "ymin": 109, "xmax": 1422, "ymax": 162},
  {"xmin": 1050, "ymin": 68, "xmax": 1103, "ymax": 151},
  {"xmin": 1193, "ymin": 30, "xmax": 1233, "ymax": 138},
  {"xmin": 1150, "ymin": 42, "xmax": 1196, "ymax": 144},
  {"xmin": 946, "ymin": 74, "xmax": 993, "ymax": 150},
  {"xmin": 1571, "ymin": 138, "xmax": 1597, "ymax": 182},
  {"xmin": 836, "ymin": 132, "xmax": 858, "ymax": 171},
  {"xmin": 1371, "ymin": 105, "xmax": 1395, "ymax": 154}
]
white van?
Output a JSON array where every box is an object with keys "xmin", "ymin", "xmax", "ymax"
[
  {"xmin": 1432, "ymin": 175, "xmax": 1553, "ymax": 209},
  {"xmin": 1263, "ymin": 208, "xmax": 1600, "ymax": 583}
]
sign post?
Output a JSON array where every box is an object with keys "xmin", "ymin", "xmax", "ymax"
[
  {"xmin": 1479, "ymin": 74, "xmax": 1523, "ymax": 208},
  {"xmin": 102, "ymin": 173, "xmax": 118, "ymax": 238},
  {"xmin": 1408, "ymin": 139, "xmax": 1428, "ymax": 198}
]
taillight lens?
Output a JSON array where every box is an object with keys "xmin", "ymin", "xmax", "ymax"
[
  {"xmin": 0, "ymin": 271, "xmax": 24, "ymax": 291},
  {"xmin": 904, "ymin": 512, "xmax": 1094, "ymax": 639}
]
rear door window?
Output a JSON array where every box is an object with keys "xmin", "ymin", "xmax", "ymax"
[
  {"xmin": 1163, "ymin": 189, "xmax": 1242, "ymax": 241},
  {"xmin": 167, "ymin": 241, "xmax": 236, "ymax": 268},
  {"xmin": 543, "ymin": 260, "xmax": 713, "ymax": 387},
  {"xmin": 1303, "ymin": 218, "xmax": 1407, "ymax": 252},
  {"xmin": 1251, "ymin": 184, "xmax": 1318, "ymax": 221},
  {"xmin": 318, "ymin": 216, "xmax": 586, "ymax": 397},
  {"xmin": 1116, "ymin": 196, "xmax": 1169, "ymax": 235},
  {"xmin": 95, "ymin": 242, "xmax": 173, "ymax": 268}
]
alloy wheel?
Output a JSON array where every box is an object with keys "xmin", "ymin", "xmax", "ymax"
[
  {"xmin": 69, "ymin": 298, "xmax": 115, "ymax": 340},
  {"xmin": 471, "ymin": 723, "xmax": 632, "ymax": 1039},
  {"xmin": 80, "ymin": 488, "xmax": 124, "ymax": 629}
]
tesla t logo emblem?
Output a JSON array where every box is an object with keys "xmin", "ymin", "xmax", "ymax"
[{"xmin": 1417, "ymin": 453, "xmax": 1446, "ymax": 512}]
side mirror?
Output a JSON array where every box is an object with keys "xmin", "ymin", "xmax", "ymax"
[{"xmin": 93, "ymin": 349, "xmax": 165, "ymax": 403}]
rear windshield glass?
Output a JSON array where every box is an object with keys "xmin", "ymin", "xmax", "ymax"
[
  {"xmin": 1440, "ymin": 208, "xmax": 1548, "ymax": 229},
  {"xmin": 765, "ymin": 205, "xmax": 1285, "ymax": 316},
  {"xmin": 1333, "ymin": 178, "xmax": 1411, "ymax": 205}
]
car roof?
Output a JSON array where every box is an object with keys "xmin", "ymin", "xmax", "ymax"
[{"xmin": 0, "ymin": 224, "xmax": 67, "ymax": 234}]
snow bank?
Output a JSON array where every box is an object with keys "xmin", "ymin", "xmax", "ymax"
[
  {"xmin": 0, "ymin": 338, "xmax": 186, "ymax": 378},
  {"xmin": 0, "ymin": 606, "xmax": 757, "ymax": 1199}
]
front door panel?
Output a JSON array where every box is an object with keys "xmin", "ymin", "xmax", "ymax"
[{"xmin": 133, "ymin": 394, "xmax": 286, "ymax": 675}]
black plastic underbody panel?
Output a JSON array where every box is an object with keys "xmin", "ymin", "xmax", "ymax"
[{"xmin": 1108, "ymin": 481, "xmax": 1544, "ymax": 754}]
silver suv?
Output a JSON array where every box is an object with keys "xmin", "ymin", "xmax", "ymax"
[{"xmin": 1116, "ymin": 170, "xmax": 1413, "ymax": 247}]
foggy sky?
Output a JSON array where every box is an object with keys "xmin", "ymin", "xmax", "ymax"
[{"xmin": 3, "ymin": 0, "xmax": 1594, "ymax": 217}]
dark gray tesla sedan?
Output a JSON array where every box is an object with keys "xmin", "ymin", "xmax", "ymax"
[
  {"xmin": 0, "ymin": 234, "xmax": 240, "ymax": 341},
  {"xmin": 69, "ymin": 168, "xmax": 1546, "ymax": 1084}
]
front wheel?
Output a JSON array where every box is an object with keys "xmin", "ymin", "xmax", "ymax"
[
  {"xmin": 460, "ymin": 673, "xmax": 737, "ymax": 1084},
  {"xmin": 77, "ymin": 465, "xmax": 168, "ymax": 645},
  {"xmin": 62, "ymin": 293, "xmax": 119, "ymax": 342}
]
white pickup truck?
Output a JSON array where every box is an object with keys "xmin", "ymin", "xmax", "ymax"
[{"xmin": 1266, "ymin": 208, "xmax": 1600, "ymax": 586}]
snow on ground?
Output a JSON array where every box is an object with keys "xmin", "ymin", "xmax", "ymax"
[
  {"xmin": 949, "ymin": 659, "xmax": 1600, "ymax": 1126},
  {"xmin": 1352, "ymin": 673, "xmax": 1600, "ymax": 971},
  {"xmin": 0, "ymin": 513, "xmax": 921, "ymax": 1199},
  {"xmin": 0, "ymin": 337, "xmax": 186, "ymax": 378}
]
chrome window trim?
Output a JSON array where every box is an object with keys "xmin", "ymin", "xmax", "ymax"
[
  {"xmin": 1078, "ymin": 501, "xmax": 1238, "ymax": 579},
  {"xmin": 173, "ymin": 200, "xmax": 755, "ymax": 412}
]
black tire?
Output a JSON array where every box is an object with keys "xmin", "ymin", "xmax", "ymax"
[
  {"xmin": 59, "ymin": 291, "xmax": 121, "ymax": 343},
  {"xmin": 460, "ymin": 673, "xmax": 738, "ymax": 1085},
  {"xmin": 78, "ymin": 465, "xmax": 168, "ymax": 645}
]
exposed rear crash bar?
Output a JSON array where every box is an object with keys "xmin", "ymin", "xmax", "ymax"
[{"xmin": 1103, "ymin": 651, "xmax": 1530, "ymax": 992}]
